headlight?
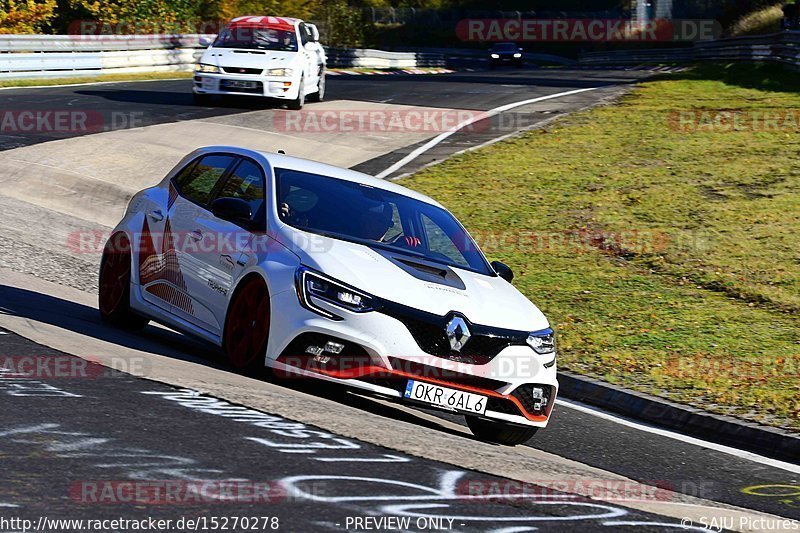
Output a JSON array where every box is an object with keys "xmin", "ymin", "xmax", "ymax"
[
  {"xmin": 295, "ymin": 267, "xmax": 378, "ymax": 320},
  {"xmin": 195, "ymin": 63, "xmax": 220, "ymax": 73},
  {"xmin": 267, "ymin": 68, "xmax": 294, "ymax": 77},
  {"xmin": 490, "ymin": 54, "xmax": 500, "ymax": 59},
  {"xmin": 527, "ymin": 328, "xmax": 556, "ymax": 355},
  {"xmin": 513, "ymin": 53, "xmax": 522, "ymax": 58}
]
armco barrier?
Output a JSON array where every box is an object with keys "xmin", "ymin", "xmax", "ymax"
[
  {"xmin": 579, "ymin": 30, "xmax": 800, "ymax": 69},
  {"xmin": 0, "ymin": 35, "xmax": 448, "ymax": 80}
]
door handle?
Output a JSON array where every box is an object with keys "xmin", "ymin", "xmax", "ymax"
[
  {"xmin": 188, "ymin": 230, "xmax": 203, "ymax": 241},
  {"xmin": 148, "ymin": 210, "xmax": 164, "ymax": 222}
]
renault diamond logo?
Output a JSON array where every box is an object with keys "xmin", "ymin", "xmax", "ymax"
[{"xmin": 446, "ymin": 316, "xmax": 471, "ymax": 352}]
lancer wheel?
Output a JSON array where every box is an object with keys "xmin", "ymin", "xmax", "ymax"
[
  {"xmin": 98, "ymin": 233, "xmax": 149, "ymax": 330},
  {"xmin": 224, "ymin": 276, "xmax": 271, "ymax": 370},
  {"xmin": 308, "ymin": 68, "xmax": 325, "ymax": 102},
  {"xmin": 288, "ymin": 77, "xmax": 305, "ymax": 110},
  {"xmin": 466, "ymin": 416, "xmax": 538, "ymax": 446}
]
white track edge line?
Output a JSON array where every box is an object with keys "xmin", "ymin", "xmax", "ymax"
[
  {"xmin": 374, "ymin": 86, "xmax": 602, "ymax": 179},
  {"xmin": 557, "ymin": 398, "xmax": 800, "ymax": 474}
]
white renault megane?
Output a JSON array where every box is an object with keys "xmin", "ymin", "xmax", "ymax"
[{"xmin": 99, "ymin": 146, "xmax": 558, "ymax": 445}]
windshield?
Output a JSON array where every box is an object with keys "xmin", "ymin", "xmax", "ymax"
[
  {"xmin": 493, "ymin": 43, "xmax": 519, "ymax": 51},
  {"xmin": 275, "ymin": 168, "xmax": 493, "ymax": 276},
  {"xmin": 213, "ymin": 25, "xmax": 298, "ymax": 51}
]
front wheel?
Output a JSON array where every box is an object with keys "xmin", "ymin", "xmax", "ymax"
[
  {"xmin": 466, "ymin": 416, "xmax": 538, "ymax": 446},
  {"xmin": 287, "ymin": 77, "xmax": 305, "ymax": 110},
  {"xmin": 98, "ymin": 233, "xmax": 149, "ymax": 331},
  {"xmin": 308, "ymin": 68, "xmax": 325, "ymax": 102},
  {"xmin": 223, "ymin": 276, "xmax": 271, "ymax": 370}
]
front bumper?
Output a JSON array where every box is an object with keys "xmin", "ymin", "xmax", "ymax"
[
  {"xmin": 193, "ymin": 72, "xmax": 299, "ymax": 99},
  {"xmin": 266, "ymin": 289, "xmax": 558, "ymax": 428}
]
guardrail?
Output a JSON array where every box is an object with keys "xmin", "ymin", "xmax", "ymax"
[
  {"xmin": 0, "ymin": 35, "xmax": 214, "ymax": 79},
  {"xmin": 579, "ymin": 31, "xmax": 800, "ymax": 69},
  {"xmin": 325, "ymin": 48, "xmax": 445, "ymax": 68},
  {"xmin": 0, "ymin": 35, "xmax": 451, "ymax": 80}
]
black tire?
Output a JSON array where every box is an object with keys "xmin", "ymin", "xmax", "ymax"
[
  {"xmin": 288, "ymin": 77, "xmax": 305, "ymax": 110},
  {"xmin": 193, "ymin": 92, "xmax": 213, "ymax": 106},
  {"xmin": 466, "ymin": 416, "xmax": 538, "ymax": 446},
  {"xmin": 308, "ymin": 68, "xmax": 325, "ymax": 103},
  {"xmin": 98, "ymin": 233, "xmax": 149, "ymax": 331}
]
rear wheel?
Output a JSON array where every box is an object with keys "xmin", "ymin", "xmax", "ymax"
[
  {"xmin": 466, "ymin": 416, "xmax": 538, "ymax": 446},
  {"xmin": 223, "ymin": 276, "xmax": 271, "ymax": 370},
  {"xmin": 98, "ymin": 233, "xmax": 149, "ymax": 330}
]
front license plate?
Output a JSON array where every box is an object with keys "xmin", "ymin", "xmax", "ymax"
[
  {"xmin": 224, "ymin": 80, "xmax": 258, "ymax": 89},
  {"xmin": 404, "ymin": 380, "xmax": 487, "ymax": 415}
]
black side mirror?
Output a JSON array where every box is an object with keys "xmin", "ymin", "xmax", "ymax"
[
  {"xmin": 211, "ymin": 197, "xmax": 252, "ymax": 224},
  {"xmin": 491, "ymin": 260, "xmax": 514, "ymax": 283}
]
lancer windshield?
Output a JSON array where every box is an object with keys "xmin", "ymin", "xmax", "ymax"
[
  {"xmin": 213, "ymin": 26, "xmax": 298, "ymax": 51},
  {"xmin": 275, "ymin": 168, "xmax": 493, "ymax": 276}
]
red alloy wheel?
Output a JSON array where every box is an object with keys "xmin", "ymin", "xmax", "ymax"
[{"xmin": 224, "ymin": 277, "xmax": 271, "ymax": 369}]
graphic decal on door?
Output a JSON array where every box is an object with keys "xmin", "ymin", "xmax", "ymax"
[{"xmin": 138, "ymin": 215, "xmax": 194, "ymax": 316}]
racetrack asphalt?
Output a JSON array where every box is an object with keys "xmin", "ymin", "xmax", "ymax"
[{"xmin": 0, "ymin": 65, "xmax": 798, "ymax": 532}]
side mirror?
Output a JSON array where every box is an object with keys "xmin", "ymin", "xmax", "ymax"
[
  {"xmin": 198, "ymin": 36, "xmax": 212, "ymax": 47},
  {"xmin": 309, "ymin": 24, "xmax": 320, "ymax": 42},
  {"xmin": 491, "ymin": 260, "xmax": 514, "ymax": 283},
  {"xmin": 211, "ymin": 197, "xmax": 252, "ymax": 224}
]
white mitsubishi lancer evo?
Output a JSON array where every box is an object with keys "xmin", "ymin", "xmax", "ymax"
[{"xmin": 99, "ymin": 146, "xmax": 558, "ymax": 445}]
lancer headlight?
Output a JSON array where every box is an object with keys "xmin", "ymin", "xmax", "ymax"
[
  {"xmin": 490, "ymin": 53, "xmax": 500, "ymax": 59},
  {"xmin": 195, "ymin": 63, "xmax": 220, "ymax": 73},
  {"xmin": 513, "ymin": 53, "xmax": 522, "ymax": 58},
  {"xmin": 295, "ymin": 267, "xmax": 378, "ymax": 320},
  {"xmin": 267, "ymin": 68, "xmax": 294, "ymax": 77}
]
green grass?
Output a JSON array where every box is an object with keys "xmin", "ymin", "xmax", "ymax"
[
  {"xmin": 0, "ymin": 71, "xmax": 192, "ymax": 88},
  {"xmin": 399, "ymin": 63, "xmax": 800, "ymax": 430}
]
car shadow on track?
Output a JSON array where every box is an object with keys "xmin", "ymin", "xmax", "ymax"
[{"xmin": 0, "ymin": 284, "xmax": 484, "ymax": 444}]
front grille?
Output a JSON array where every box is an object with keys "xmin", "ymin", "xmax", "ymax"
[
  {"xmin": 221, "ymin": 66, "xmax": 263, "ymax": 75},
  {"xmin": 380, "ymin": 301, "xmax": 529, "ymax": 365}
]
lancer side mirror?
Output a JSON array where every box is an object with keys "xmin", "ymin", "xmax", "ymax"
[
  {"xmin": 491, "ymin": 261, "xmax": 514, "ymax": 283},
  {"xmin": 211, "ymin": 197, "xmax": 252, "ymax": 224},
  {"xmin": 198, "ymin": 36, "xmax": 212, "ymax": 47},
  {"xmin": 309, "ymin": 24, "xmax": 320, "ymax": 42}
]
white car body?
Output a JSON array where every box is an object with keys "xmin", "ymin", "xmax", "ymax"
[
  {"xmin": 193, "ymin": 16, "xmax": 326, "ymax": 106},
  {"xmin": 101, "ymin": 146, "xmax": 558, "ymax": 444}
]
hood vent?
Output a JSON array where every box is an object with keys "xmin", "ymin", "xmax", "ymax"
[
  {"xmin": 375, "ymin": 249, "xmax": 466, "ymax": 290},
  {"xmin": 233, "ymin": 50, "xmax": 266, "ymax": 55}
]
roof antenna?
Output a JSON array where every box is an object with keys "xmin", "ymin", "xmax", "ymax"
[{"xmin": 277, "ymin": 149, "xmax": 286, "ymax": 154}]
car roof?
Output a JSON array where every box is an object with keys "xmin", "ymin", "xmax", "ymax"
[
  {"xmin": 228, "ymin": 16, "xmax": 300, "ymax": 28},
  {"xmin": 194, "ymin": 146, "xmax": 445, "ymax": 208}
]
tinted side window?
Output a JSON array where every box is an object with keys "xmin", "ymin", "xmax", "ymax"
[
  {"xmin": 175, "ymin": 155, "xmax": 235, "ymax": 206},
  {"xmin": 216, "ymin": 159, "xmax": 266, "ymax": 229}
]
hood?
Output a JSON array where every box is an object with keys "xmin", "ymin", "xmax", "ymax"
[
  {"xmin": 282, "ymin": 230, "xmax": 549, "ymax": 332},
  {"xmin": 201, "ymin": 48, "xmax": 299, "ymax": 70}
]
